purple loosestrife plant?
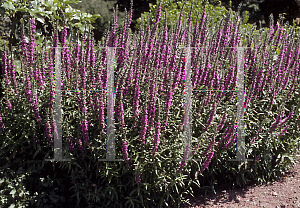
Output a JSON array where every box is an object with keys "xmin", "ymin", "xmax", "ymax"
[
  {"xmin": 251, "ymin": 128, "xmax": 262, "ymax": 144},
  {"xmin": 148, "ymin": 65, "xmax": 159, "ymax": 129},
  {"xmin": 28, "ymin": 18, "xmax": 36, "ymax": 82},
  {"xmin": 61, "ymin": 24, "xmax": 68, "ymax": 92},
  {"xmin": 161, "ymin": 2, "xmax": 188, "ymax": 133},
  {"xmin": 90, "ymin": 36, "xmax": 96, "ymax": 85},
  {"xmin": 142, "ymin": 5, "xmax": 162, "ymax": 131},
  {"xmin": 2, "ymin": 11, "xmax": 300, "ymax": 205},
  {"xmin": 255, "ymin": 154, "xmax": 261, "ymax": 165},
  {"xmin": 216, "ymin": 125, "xmax": 232, "ymax": 149},
  {"xmin": 9, "ymin": 50, "xmax": 18, "ymax": 95},
  {"xmin": 278, "ymin": 109, "xmax": 294, "ymax": 127},
  {"xmin": 2, "ymin": 48, "xmax": 10, "ymax": 86},
  {"xmin": 132, "ymin": 54, "xmax": 141, "ymax": 127},
  {"xmin": 140, "ymin": 96, "xmax": 149, "ymax": 149},
  {"xmin": 275, "ymin": 125, "xmax": 290, "ymax": 138},
  {"xmin": 178, "ymin": 144, "xmax": 190, "ymax": 173},
  {"xmin": 67, "ymin": 136, "xmax": 76, "ymax": 153},
  {"xmin": 269, "ymin": 110, "xmax": 285, "ymax": 132},
  {"xmin": 86, "ymin": 35, "xmax": 98, "ymax": 126},
  {"xmin": 118, "ymin": 90, "xmax": 130, "ymax": 166},
  {"xmin": 158, "ymin": 10, "xmax": 171, "ymax": 96},
  {"xmin": 217, "ymin": 114, "xmax": 227, "ymax": 132},
  {"xmin": 1, "ymin": 48, "xmax": 13, "ymax": 113},
  {"xmin": 152, "ymin": 120, "xmax": 161, "ymax": 158},
  {"xmin": 38, "ymin": 52, "xmax": 46, "ymax": 91},
  {"xmin": 98, "ymin": 95, "xmax": 106, "ymax": 131},
  {"xmin": 47, "ymin": 47, "xmax": 56, "ymax": 145},
  {"xmin": 23, "ymin": 48, "xmax": 32, "ymax": 104},
  {"xmin": 135, "ymin": 172, "xmax": 141, "ymax": 184},
  {"xmin": 217, "ymin": 125, "xmax": 236, "ymax": 150},
  {"xmin": 116, "ymin": 5, "xmax": 133, "ymax": 89},
  {"xmin": 122, "ymin": 138, "xmax": 130, "ymax": 167},
  {"xmin": 206, "ymin": 103, "xmax": 217, "ymax": 130},
  {"xmin": 152, "ymin": 103, "xmax": 161, "ymax": 158},
  {"xmin": 45, "ymin": 115, "xmax": 53, "ymax": 145},
  {"xmin": 31, "ymin": 90, "xmax": 42, "ymax": 123},
  {"xmin": 77, "ymin": 138, "xmax": 85, "ymax": 153},
  {"xmin": 0, "ymin": 113, "xmax": 5, "ymax": 130},
  {"xmin": 119, "ymin": 90, "xmax": 125, "ymax": 128},
  {"xmin": 200, "ymin": 140, "xmax": 215, "ymax": 174}
]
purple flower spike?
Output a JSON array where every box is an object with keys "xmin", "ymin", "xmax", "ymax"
[
  {"xmin": 0, "ymin": 113, "xmax": 5, "ymax": 129},
  {"xmin": 122, "ymin": 139, "xmax": 130, "ymax": 166},
  {"xmin": 135, "ymin": 172, "xmax": 141, "ymax": 184},
  {"xmin": 6, "ymin": 100, "xmax": 12, "ymax": 112}
]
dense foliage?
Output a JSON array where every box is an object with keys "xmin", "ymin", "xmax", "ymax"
[
  {"xmin": 0, "ymin": 0, "xmax": 101, "ymax": 52},
  {"xmin": 0, "ymin": 0, "xmax": 300, "ymax": 207}
]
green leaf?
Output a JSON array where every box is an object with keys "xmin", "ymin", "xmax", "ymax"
[
  {"xmin": 33, "ymin": 149, "xmax": 39, "ymax": 159},
  {"xmin": 64, "ymin": 0, "xmax": 82, "ymax": 4},
  {"xmin": 129, "ymin": 188, "xmax": 136, "ymax": 196},
  {"xmin": 137, "ymin": 186, "xmax": 140, "ymax": 196},
  {"xmin": 73, "ymin": 22, "xmax": 84, "ymax": 31},
  {"xmin": 9, "ymin": 189, "xmax": 16, "ymax": 197},
  {"xmin": 16, "ymin": 8, "xmax": 28, "ymax": 12},
  {"xmin": 32, "ymin": 0, "xmax": 39, "ymax": 9},
  {"xmin": 2, "ymin": 1, "xmax": 15, "ymax": 10},
  {"xmin": 53, "ymin": 10, "xmax": 62, "ymax": 20},
  {"xmin": 130, "ymin": 198, "xmax": 134, "ymax": 208},
  {"xmin": 36, "ymin": 17, "xmax": 45, "ymax": 24},
  {"xmin": 44, "ymin": 0, "xmax": 54, "ymax": 8}
]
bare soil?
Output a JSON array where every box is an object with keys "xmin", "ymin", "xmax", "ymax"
[{"xmin": 180, "ymin": 154, "xmax": 300, "ymax": 208}]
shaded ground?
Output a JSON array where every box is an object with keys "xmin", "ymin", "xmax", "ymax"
[{"xmin": 180, "ymin": 152, "xmax": 300, "ymax": 208}]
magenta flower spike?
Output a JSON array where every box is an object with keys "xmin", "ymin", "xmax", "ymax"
[
  {"xmin": 2, "ymin": 49, "xmax": 10, "ymax": 87},
  {"xmin": 67, "ymin": 136, "xmax": 75, "ymax": 153},
  {"xmin": 28, "ymin": 18, "xmax": 37, "ymax": 82},
  {"xmin": 98, "ymin": 96, "xmax": 105, "ymax": 131},
  {"xmin": 200, "ymin": 142, "xmax": 215, "ymax": 174},
  {"xmin": 119, "ymin": 91, "xmax": 125, "ymax": 128},
  {"xmin": 135, "ymin": 172, "xmax": 141, "ymax": 184},
  {"xmin": 152, "ymin": 120, "xmax": 161, "ymax": 158},
  {"xmin": 77, "ymin": 139, "xmax": 85, "ymax": 153},
  {"xmin": 32, "ymin": 90, "xmax": 42, "ymax": 123},
  {"xmin": 132, "ymin": 57, "xmax": 141, "ymax": 127},
  {"xmin": 0, "ymin": 113, "xmax": 5, "ymax": 130},
  {"xmin": 140, "ymin": 107, "xmax": 148, "ymax": 148},
  {"xmin": 80, "ymin": 118, "xmax": 89, "ymax": 146},
  {"xmin": 45, "ymin": 118, "xmax": 53, "ymax": 145},
  {"xmin": 1, "ymin": 48, "xmax": 13, "ymax": 114},
  {"xmin": 122, "ymin": 138, "xmax": 130, "ymax": 166},
  {"xmin": 255, "ymin": 154, "xmax": 261, "ymax": 165},
  {"xmin": 8, "ymin": 51, "xmax": 18, "ymax": 95}
]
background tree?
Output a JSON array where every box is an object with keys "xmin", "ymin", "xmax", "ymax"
[
  {"xmin": 220, "ymin": 0, "xmax": 300, "ymax": 28},
  {"xmin": 70, "ymin": 0, "xmax": 157, "ymax": 43}
]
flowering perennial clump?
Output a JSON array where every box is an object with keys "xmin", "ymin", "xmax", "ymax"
[{"xmin": 0, "ymin": 0, "xmax": 299, "ymax": 189}]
